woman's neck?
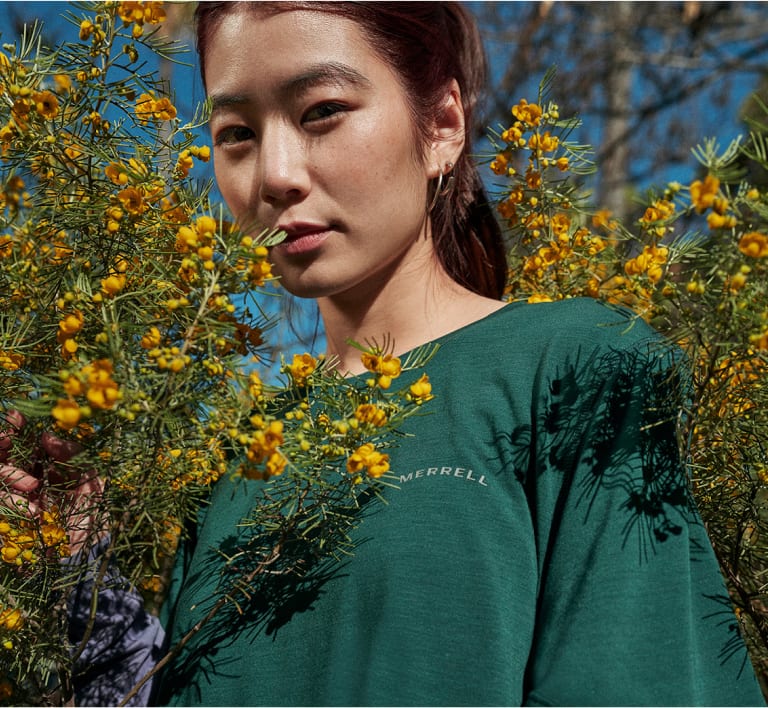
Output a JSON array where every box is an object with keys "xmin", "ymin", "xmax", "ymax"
[{"xmin": 317, "ymin": 246, "xmax": 506, "ymax": 376}]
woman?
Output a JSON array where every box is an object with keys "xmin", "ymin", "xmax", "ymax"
[
  {"xmin": 3, "ymin": 2, "xmax": 764, "ymax": 705},
  {"xmin": 150, "ymin": 3, "xmax": 764, "ymax": 706}
]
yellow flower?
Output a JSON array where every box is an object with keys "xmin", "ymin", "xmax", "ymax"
[
  {"xmin": 500, "ymin": 123, "xmax": 522, "ymax": 145},
  {"xmin": 248, "ymin": 370, "xmax": 263, "ymax": 399},
  {"xmin": 750, "ymin": 329, "xmax": 768, "ymax": 351},
  {"xmin": 241, "ymin": 419, "xmax": 286, "ymax": 479},
  {"xmin": 153, "ymin": 96, "xmax": 176, "ymax": 121},
  {"xmin": 58, "ymin": 310, "xmax": 84, "ymax": 336},
  {"xmin": 706, "ymin": 211, "xmax": 736, "ymax": 230},
  {"xmin": 176, "ymin": 149, "xmax": 194, "ymax": 177},
  {"xmin": 105, "ymin": 162, "xmax": 129, "ymax": 185},
  {"xmin": 727, "ymin": 270, "xmax": 748, "ymax": 293},
  {"xmin": 511, "ymin": 99, "xmax": 542, "ymax": 127},
  {"xmin": 33, "ymin": 90, "xmax": 59, "ymax": 119},
  {"xmin": 527, "ymin": 131, "xmax": 558, "ymax": 153},
  {"xmin": 690, "ymin": 174, "xmax": 719, "ymax": 213},
  {"xmin": 196, "ymin": 215, "xmax": 217, "ymax": 238},
  {"xmin": 247, "ymin": 254, "xmax": 274, "ymax": 286},
  {"xmin": 101, "ymin": 273, "xmax": 126, "ymax": 296},
  {"xmin": 135, "ymin": 92, "xmax": 155, "ymax": 123},
  {"xmin": 354, "ymin": 403, "xmax": 388, "ymax": 427},
  {"xmin": 54, "ymin": 74, "xmax": 72, "ymax": 93},
  {"xmin": 119, "ymin": 1, "xmax": 166, "ymax": 26},
  {"xmin": 135, "ymin": 91, "xmax": 177, "ymax": 123},
  {"xmin": 287, "ymin": 353, "xmax": 317, "ymax": 385},
  {"xmin": 346, "ymin": 444, "xmax": 371, "ymax": 474},
  {"xmin": 60, "ymin": 337, "xmax": 79, "ymax": 359},
  {"xmin": 79, "ymin": 19, "xmax": 94, "ymax": 40},
  {"xmin": 10, "ymin": 97, "xmax": 31, "ymax": 129},
  {"xmin": 525, "ymin": 168, "xmax": 542, "ymax": 189},
  {"xmin": 263, "ymin": 420, "xmax": 284, "ymax": 448},
  {"xmin": 0, "ymin": 350, "xmax": 24, "ymax": 371},
  {"xmin": 62, "ymin": 374, "xmax": 85, "ymax": 397},
  {"xmin": 0, "ymin": 608, "xmax": 22, "ymax": 631},
  {"xmin": 408, "ymin": 374, "xmax": 433, "ymax": 403},
  {"xmin": 52, "ymin": 399, "xmax": 82, "ymax": 431},
  {"xmin": 141, "ymin": 326, "xmax": 162, "ymax": 349},
  {"xmin": 0, "ymin": 543, "xmax": 21, "ymax": 564},
  {"xmin": 639, "ymin": 198, "xmax": 675, "ymax": 224},
  {"xmin": 82, "ymin": 359, "xmax": 121, "ymax": 410},
  {"xmin": 175, "ymin": 225, "xmax": 198, "ymax": 251},
  {"xmin": 41, "ymin": 522, "xmax": 67, "ymax": 548},
  {"xmin": 592, "ymin": 209, "xmax": 616, "ymax": 231},
  {"xmin": 117, "ymin": 186, "xmax": 146, "ymax": 215},
  {"xmin": 490, "ymin": 152, "xmax": 509, "ymax": 176},
  {"xmin": 266, "ymin": 451, "xmax": 287, "ymax": 477},
  {"xmin": 366, "ymin": 452, "xmax": 390, "ymax": 478},
  {"xmin": 378, "ymin": 355, "xmax": 401, "ymax": 377},
  {"xmin": 624, "ymin": 244, "xmax": 668, "ymax": 283},
  {"xmin": 738, "ymin": 231, "xmax": 768, "ymax": 259},
  {"xmin": 346, "ymin": 443, "xmax": 390, "ymax": 479},
  {"xmin": 360, "ymin": 352, "xmax": 401, "ymax": 389}
]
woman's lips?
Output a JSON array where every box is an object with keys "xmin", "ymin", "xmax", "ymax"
[{"xmin": 275, "ymin": 226, "xmax": 332, "ymax": 256}]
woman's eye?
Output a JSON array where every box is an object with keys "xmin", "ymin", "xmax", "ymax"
[
  {"xmin": 303, "ymin": 102, "xmax": 346, "ymax": 123},
  {"xmin": 215, "ymin": 125, "xmax": 254, "ymax": 146}
]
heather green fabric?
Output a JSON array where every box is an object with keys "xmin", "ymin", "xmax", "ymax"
[{"xmin": 156, "ymin": 298, "xmax": 764, "ymax": 706}]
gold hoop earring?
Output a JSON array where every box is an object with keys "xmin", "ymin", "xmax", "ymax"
[{"xmin": 427, "ymin": 161, "xmax": 455, "ymax": 213}]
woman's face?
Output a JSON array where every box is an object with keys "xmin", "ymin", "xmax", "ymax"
[{"xmin": 204, "ymin": 9, "xmax": 437, "ymax": 301}]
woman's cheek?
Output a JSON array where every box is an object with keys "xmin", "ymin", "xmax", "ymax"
[{"xmin": 215, "ymin": 161, "xmax": 250, "ymax": 216}]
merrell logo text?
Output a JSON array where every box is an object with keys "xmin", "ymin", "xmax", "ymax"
[{"xmin": 399, "ymin": 466, "xmax": 488, "ymax": 487}]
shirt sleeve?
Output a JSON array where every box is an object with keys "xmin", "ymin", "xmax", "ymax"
[
  {"xmin": 66, "ymin": 537, "xmax": 166, "ymax": 707},
  {"xmin": 522, "ymin": 335, "xmax": 765, "ymax": 706}
]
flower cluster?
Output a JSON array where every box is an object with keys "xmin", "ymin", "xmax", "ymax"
[
  {"xmin": 135, "ymin": 90, "xmax": 177, "ymax": 123},
  {"xmin": 0, "ymin": 510, "xmax": 69, "ymax": 567},
  {"xmin": 53, "ymin": 360, "xmax": 122, "ymax": 431},
  {"xmin": 739, "ymin": 230, "xmax": 768, "ymax": 259},
  {"xmin": 117, "ymin": 0, "xmax": 166, "ymax": 38},
  {"xmin": 0, "ymin": 6, "xmax": 435, "ymax": 704},
  {"xmin": 238, "ymin": 416, "xmax": 288, "ymax": 480},
  {"xmin": 489, "ymin": 84, "xmax": 768, "ymax": 685},
  {"xmin": 285, "ymin": 352, "xmax": 318, "ymax": 386},
  {"xmin": 689, "ymin": 173, "xmax": 738, "ymax": 230},
  {"xmin": 221, "ymin": 347, "xmax": 434, "ymax": 485},
  {"xmin": 489, "ymin": 96, "xmax": 666, "ymax": 313},
  {"xmin": 346, "ymin": 442, "xmax": 390, "ymax": 480},
  {"xmin": 361, "ymin": 350, "xmax": 403, "ymax": 389}
]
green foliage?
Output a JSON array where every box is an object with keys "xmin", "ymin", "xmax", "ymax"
[{"xmin": 0, "ymin": 4, "xmax": 434, "ymax": 704}]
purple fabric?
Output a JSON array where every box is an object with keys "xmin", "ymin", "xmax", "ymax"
[{"xmin": 66, "ymin": 538, "xmax": 166, "ymax": 706}]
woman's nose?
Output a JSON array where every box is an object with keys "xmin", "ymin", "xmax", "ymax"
[{"xmin": 258, "ymin": 126, "xmax": 310, "ymax": 205}]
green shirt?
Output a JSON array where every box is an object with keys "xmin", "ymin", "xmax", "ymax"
[{"xmin": 157, "ymin": 298, "xmax": 764, "ymax": 706}]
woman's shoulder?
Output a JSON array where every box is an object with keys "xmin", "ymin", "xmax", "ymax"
[
  {"xmin": 423, "ymin": 298, "xmax": 676, "ymax": 391},
  {"xmin": 464, "ymin": 297, "xmax": 665, "ymax": 355}
]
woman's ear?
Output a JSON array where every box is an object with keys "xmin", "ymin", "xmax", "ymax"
[{"xmin": 426, "ymin": 79, "xmax": 466, "ymax": 179}]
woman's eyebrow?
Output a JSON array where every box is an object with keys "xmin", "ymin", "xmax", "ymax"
[
  {"xmin": 283, "ymin": 61, "xmax": 373, "ymax": 96},
  {"xmin": 209, "ymin": 61, "xmax": 372, "ymax": 115}
]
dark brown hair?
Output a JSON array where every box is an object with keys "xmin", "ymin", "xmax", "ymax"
[{"xmin": 195, "ymin": 1, "xmax": 506, "ymax": 299}]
